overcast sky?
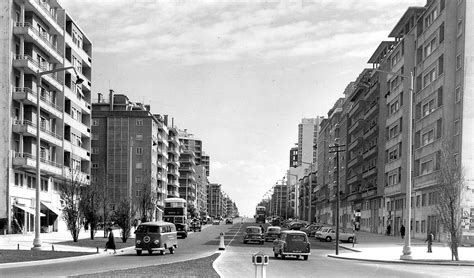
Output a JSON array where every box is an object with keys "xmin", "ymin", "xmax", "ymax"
[{"xmin": 61, "ymin": 0, "xmax": 425, "ymax": 217}]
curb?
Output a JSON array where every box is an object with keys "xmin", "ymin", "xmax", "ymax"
[{"xmin": 327, "ymin": 254, "xmax": 474, "ymax": 266}]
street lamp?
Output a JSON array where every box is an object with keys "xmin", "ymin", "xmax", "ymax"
[
  {"xmin": 33, "ymin": 66, "xmax": 83, "ymax": 250},
  {"xmin": 374, "ymin": 68, "xmax": 414, "ymax": 259}
]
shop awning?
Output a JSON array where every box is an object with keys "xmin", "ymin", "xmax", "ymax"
[
  {"xmin": 13, "ymin": 204, "xmax": 45, "ymax": 217},
  {"xmin": 41, "ymin": 201, "xmax": 60, "ymax": 215}
]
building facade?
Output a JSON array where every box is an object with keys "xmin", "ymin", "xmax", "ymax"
[{"xmin": 0, "ymin": 0, "xmax": 92, "ymax": 234}]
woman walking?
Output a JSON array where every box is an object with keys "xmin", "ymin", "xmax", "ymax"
[{"xmin": 104, "ymin": 227, "xmax": 116, "ymax": 254}]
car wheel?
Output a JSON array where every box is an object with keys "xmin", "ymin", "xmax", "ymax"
[
  {"xmin": 279, "ymin": 250, "xmax": 285, "ymax": 260},
  {"xmin": 160, "ymin": 250, "xmax": 165, "ymax": 255},
  {"xmin": 243, "ymin": 240, "xmax": 247, "ymax": 244},
  {"xmin": 296, "ymin": 255, "xmax": 300, "ymax": 260},
  {"xmin": 348, "ymin": 237, "xmax": 354, "ymax": 243},
  {"xmin": 148, "ymin": 250, "xmax": 153, "ymax": 255},
  {"xmin": 303, "ymin": 255, "xmax": 308, "ymax": 261},
  {"xmin": 169, "ymin": 247, "xmax": 175, "ymax": 254},
  {"xmin": 326, "ymin": 236, "xmax": 332, "ymax": 242},
  {"xmin": 273, "ymin": 248, "xmax": 278, "ymax": 258},
  {"xmin": 136, "ymin": 250, "xmax": 142, "ymax": 256}
]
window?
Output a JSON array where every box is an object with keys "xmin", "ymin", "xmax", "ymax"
[
  {"xmin": 136, "ymin": 119, "xmax": 143, "ymax": 126},
  {"xmin": 390, "ymin": 76, "xmax": 401, "ymax": 91},
  {"xmin": 421, "ymin": 220, "xmax": 426, "ymax": 233},
  {"xmin": 136, "ymin": 134, "xmax": 143, "ymax": 140},
  {"xmin": 135, "ymin": 176, "xmax": 142, "ymax": 183},
  {"xmin": 390, "ymin": 100, "xmax": 400, "ymax": 115},
  {"xmin": 454, "ymin": 120, "xmax": 460, "ymax": 135},
  {"xmin": 456, "ymin": 53, "xmax": 463, "ymax": 70},
  {"xmin": 135, "ymin": 190, "xmax": 142, "ymax": 197},
  {"xmin": 416, "ymin": 195, "xmax": 420, "ymax": 207},
  {"xmin": 92, "ymin": 163, "xmax": 99, "ymax": 169},
  {"xmin": 14, "ymin": 172, "xmax": 24, "ymax": 187},
  {"xmin": 92, "ymin": 147, "xmax": 99, "ymax": 154},
  {"xmin": 136, "ymin": 162, "xmax": 143, "ymax": 169},
  {"xmin": 457, "ymin": 19, "xmax": 463, "ymax": 37},
  {"xmin": 422, "ymin": 194, "xmax": 426, "ymax": 206},
  {"xmin": 387, "ymin": 169, "xmax": 399, "ymax": 186},
  {"xmin": 424, "ymin": 37, "xmax": 437, "ymax": 58},
  {"xmin": 92, "ymin": 119, "xmax": 99, "ymax": 126},
  {"xmin": 41, "ymin": 178, "xmax": 48, "ymax": 192},
  {"xmin": 136, "ymin": 147, "xmax": 143, "ymax": 155},
  {"xmin": 424, "ymin": 8, "xmax": 438, "ymax": 28},
  {"xmin": 423, "ymin": 68, "xmax": 437, "ymax": 87},
  {"xmin": 420, "ymin": 160, "xmax": 434, "ymax": 175},
  {"xmin": 389, "ymin": 124, "xmax": 399, "ymax": 139},
  {"xmin": 391, "ymin": 51, "xmax": 401, "ymax": 67},
  {"xmin": 92, "ymin": 133, "xmax": 99, "ymax": 140},
  {"xmin": 421, "ymin": 129, "xmax": 435, "ymax": 146},
  {"xmin": 455, "ymin": 86, "xmax": 462, "ymax": 102},
  {"xmin": 422, "ymin": 98, "xmax": 436, "ymax": 117}
]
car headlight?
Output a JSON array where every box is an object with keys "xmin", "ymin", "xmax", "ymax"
[
  {"xmin": 154, "ymin": 240, "xmax": 159, "ymax": 244},
  {"xmin": 136, "ymin": 240, "xmax": 141, "ymax": 244}
]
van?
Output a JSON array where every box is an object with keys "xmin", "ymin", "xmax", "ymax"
[
  {"xmin": 135, "ymin": 221, "xmax": 178, "ymax": 255},
  {"xmin": 273, "ymin": 230, "xmax": 311, "ymax": 260}
]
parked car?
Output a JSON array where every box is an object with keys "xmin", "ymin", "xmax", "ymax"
[
  {"xmin": 300, "ymin": 224, "xmax": 324, "ymax": 237},
  {"xmin": 289, "ymin": 222, "xmax": 306, "ymax": 230},
  {"xmin": 134, "ymin": 221, "xmax": 178, "ymax": 255},
  {"xmin": 273, "ymin": 230, "xmax": 310, "ymax": 260},
  {"xmin": 213, "ymin": 219, "xmax": 220, "ymax": 225},
  {"xmin": 264, "ymin": 226, "xmax": 281, "ymax": 242},
  {"xmin": 226, "ymin": 218, "xmax": 233, "ymax": 224},
  {"xmin": 243, "ymin": 226, "xmax": 264, "ymax": 244},
  {"xmin": 315, "ymin": 227, "xmax": 354, "ymax": 243}
]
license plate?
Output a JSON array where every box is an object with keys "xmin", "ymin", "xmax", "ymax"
[{"xmin": 293, "ymin": 250, "xmax": 301, "ymax": 253}]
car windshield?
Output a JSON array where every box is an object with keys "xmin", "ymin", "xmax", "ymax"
[
  {"xmin": 288, "ymin": 234, "xmax": 306, "ymax": 242},
  {"xmin": 246, "ymin": 227, "xmax": 261, "ymax": 233}
]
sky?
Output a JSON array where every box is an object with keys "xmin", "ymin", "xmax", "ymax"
[{"xmin": 60, "ymin": 0, "xmax": 426, "ymax": 217}]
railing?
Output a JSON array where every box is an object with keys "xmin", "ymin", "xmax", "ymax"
[
  {"xmin": 13, "ymin": 87, "xmax": 62, "ymax": 112},
  {"xmin": 13, "ymin": 55, "xmax": 62, "ymax": 84},
  {"xmin": 34, "ymin": 0, "xmax": 59, "ymax": 25},
  {"xmin": 14, "ymin": 22, "xmax": 62, "ymax": 56},
  {"xmin": 14, "ymin": 151, "xmax": 62, "ymax": 168},
  {"xmin": 13, "ymin": 119, "xmax": 62, "ymax": 139}
]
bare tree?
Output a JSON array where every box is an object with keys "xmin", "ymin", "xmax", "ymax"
[
  {"xmin": 79, "ymin": 181, "xmax": 104, "ymax": 239},
  {"xmin": 113, "ymin": 198, "xmax": 135, "ymax": 243},
  {"xmin": 137, "ymin": 180, "xmax": 157, "ymax": 223},
  {"xmin": 60, "ymin": 168, "xmax": 86, "ymax": 242},
  {"xmin": 435, "ymin": 141, "xmax": 465, "ymax": 261}
]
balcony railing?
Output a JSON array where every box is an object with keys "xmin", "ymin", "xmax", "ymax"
[
  {"xmin": 34, "ymin": 0, "xmax": 59, "ymax": 25},
  {"xmin": 14, "ymin": 22, "xmax": 62, "ymax": 56},
  {"xmin": 14, "ymin": 151, "xmax": 62, "ymax": 168},
  {"xmin": 13, "ymin": 55, "xmax": 62, "ymax": 85},
  {"xmin": 13, "ymin": 87, "xmax": 62, "ymax": 112},
  {"xmin": 13, "ymin": 119, "xmax": 62, "ymax": 140}
]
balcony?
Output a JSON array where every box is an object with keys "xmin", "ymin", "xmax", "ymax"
[
  {"xmin": 24, "ymin": 0, "xmax": 63, "ymax": 33},
  {"xmin": 169, "ymin": 135, "xmax": 179, "ymax": 145},
  {"xmin": 64, "ymin": 34, "xmax": 92, "ymax": 68},
  {"xmin": 347, "ymin": 137, "xmax": 362, "ymax": 151},
  {"xmin": 363, "ymin": 126, "xmax": 377, "ymax": 139},
  {"xmin": 168, "ymin": 145, "xmax": 179, "ymax": 155},
  {"xmin": 167, "ymin": 168, "xmax": 179, "ymax": 178},
  {"xmin": 346, "ymin": 191, "xmax": 362, "ymax": 202},
  {"xmin": 63, "ymin": 167, "xmax": 90, "ymax": 185},
  {"xmin": 12, "ymin": 55, "xmax": 63, "ymax": 91},
  {"xmin": 63, "ymin": 140, "xmax": 90, "ymax": 161},
  {"xmin": 13, "ymin": 87, "xmax": 62, "ymax": 119},
  {"xmin": 348, "ymin": 118, "xmax": 363, "ymax": 135},
  {"xmin": 384, "ymin": 183, "xmax": 403, "ymax": 197},
  {"xmin": 348, "ymin": 101, "xmax": 362, "ymax": 118},
  {"xmin": 12, "ymin": 152, "xmax": 62, "ymax": 177},
  {"xmin": 13, "ymin": 22, "xmax": 63, "ymax": 63},
  {"xmin": 413, "ymin": 171, "xmax": 438, "ymax": 190},
  {"xmin": 347, "ymin": 174, "xmax": 361, "ymax": 185},
  {"xmin": 362, "ymin": 147, "xmax": 377, "ymax": 160},
  {"xmin": 12, "ymin": 119, "xmax": 62, "ymax": 147},
  {"xmin": 362, "ymin": 167, "xmax": 377, "ymax": 179},
  {"xmin": 179, "ymin": 166, "xmax": 195, "ymax": 173},
  {"xmin": 64, "ymin": 86, "xmax": 91, "ymax": 114},
  {"xmin": 347, "ymin": 155, "xmax": 362, "ymax": 169},
  {"xmin": 64, "ymin": 113, "xmax": 90, "ymax": 137},
  {"xmin": 361, "ymin": 187, "xmax": 377, "ymax": 199}
]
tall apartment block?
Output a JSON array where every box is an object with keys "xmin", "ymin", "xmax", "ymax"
[
  {"xmin": 310, "ymin": 0, "xmax": 473, "ymax": 242},
  {"xmin": 91, "ymin": 93, "xmax": 168, "ymax": 221},
  {"xmin": 207, "ymin": 183, "xmax": 224, "ymax": 218},
  {"xmin": 0, "ymin": 0, "xmax": 92, "ymax": 234},
  {"xmin": 167, "ymin": 125, "xmax": 180, "ymax": 198}
]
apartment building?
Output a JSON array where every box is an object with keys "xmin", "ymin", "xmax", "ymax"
[
  {"xmin": 207, "ymin": 183, "xmax": 224, "ymax": 218},
  {"xmin": 154, "ymin": 114, "xmax": 169, "ymax": 216},
  {"xmin": 0, "ymin": 0, "xmax": 92, "ymax": 234},
  {"xmin": 194, "ymin": 165, "xmax": 209, "ymax": 217},
  {"xmin": 91, "ymin": 93, "xmax": 163, "ymax": 222},
  {"xmin": 167, "ymin": 126, "xmax": 180, "ymax": 198}
]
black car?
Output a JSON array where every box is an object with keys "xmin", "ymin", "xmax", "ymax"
[{"xmin": 289, "ymin": 222, "xmax": 306, "ymax": 230}]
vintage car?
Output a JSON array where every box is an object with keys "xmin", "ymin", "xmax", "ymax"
[
  {"xmin": 315, "ymin": 227, "xmax": 355, "ymax": 243},
  {"xmin": 273, "ymin": 230, "xmax": 310, "ymax": 260},
  {"xmin": 135, "ymin": 221, "xmax": 178, "ymax": 255},
  {"xmin": 264, "ymin": 226, "xmax": 281, "ymax": 242},
  {"xmin": 190, "ymin": 219, "xmax": 202, "ymax": 232},
  {"xmin": 289, "ymin": 222, "xmax": 306, "ymax": 230},
  {"xmin": 243, "ymin": 226, "xmax": 264, "ymax": 244},
  {"xmin": 300, "ymin": 223, "xmax": 324, "ymax": 237}
]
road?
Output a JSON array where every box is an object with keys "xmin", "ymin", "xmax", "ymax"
[
  {"xmin": 1, "ymin": 222, "xmax": 230, "ymax": 277},
  {"xmin": 3, "ymin": 218, "xmax": 474, "ymax": 277}
]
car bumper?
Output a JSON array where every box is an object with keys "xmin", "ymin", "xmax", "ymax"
[
  {"xmin": 135, "ymin": 247, "xmax": 165, "ymax": 251},
  {"xmin": 282, "ymin": 252, "xmax": 311, "ymax": 256}
]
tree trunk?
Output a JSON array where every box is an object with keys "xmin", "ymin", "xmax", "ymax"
[{"xmin": 90, "ymin": 228, "xmax": 95, "ymax": 240}]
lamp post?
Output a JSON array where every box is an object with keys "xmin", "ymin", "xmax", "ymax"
[
  {"xmin": 374, "ymin": 69, "xmax": 414, "ymax": 259},
  {"xmin": 33, "ymin": 66, "xmax": 83, "ymax": 250},
  {"xmin": 329, "ymin": 142, "xmax": 345, "ymax": 255}
]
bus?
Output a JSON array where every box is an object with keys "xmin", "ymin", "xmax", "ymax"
[
  {"xmin": 163, "ymin": 198, "xmax": 189, "ymax": 238},
  {"xmin": 255, "ymin": 206, "xmax": 266, "ymax": 224}
]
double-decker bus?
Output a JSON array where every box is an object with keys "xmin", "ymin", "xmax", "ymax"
[
  {"xmin": 163, "ymin": 198, "xmax": 189, "ymax": 238},
  {"xmin": 255, "ymin": 206, "xmax": 266, "ymax": 224}
]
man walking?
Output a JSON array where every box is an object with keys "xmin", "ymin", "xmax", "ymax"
[
  {"xmin": 425, "ymin": 231, "xmax": 434, "ymax": 253},
  {"xmin": 400, "ymin": 224, "xmax": 405, "ymax": 239}
]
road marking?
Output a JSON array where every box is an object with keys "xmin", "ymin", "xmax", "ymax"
[{"xmin": 225, "ymin": 223, "xmax": 244, "ymax": 248}]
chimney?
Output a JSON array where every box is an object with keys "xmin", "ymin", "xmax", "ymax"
[
  {"xmin": 164, "ymin": 115, "xmax": 168, "ymax": 126},
  {"xmin": 109, "ymin": 89, "xmax": 114, "ymax": 110},
  {"xmin": 97, "ymin": 92, "xmax": 102, "ymax": 103},
  {"xmin": 145, "ymin": 105, "xmax": 150, "ymax": 111}
]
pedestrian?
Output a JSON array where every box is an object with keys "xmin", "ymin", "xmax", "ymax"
[
  {"xmin": 386, "ymin": 224, "xmax": 391, "ymax": 236},
  {"xmin": 400, "ymin": 224, "xmax": 405, "ymax": 239},
  {"xmin": 104, "ymin": 227, "xmax": 116, "ymax": 254},
  {"xmin": 425, "ymin": 231, "xmax": 434, "ymax": 253}
]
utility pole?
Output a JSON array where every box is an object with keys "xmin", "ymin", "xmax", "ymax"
[{"xmin": 329, "ymin": 143, "xmax": 345, "ymax": 255}]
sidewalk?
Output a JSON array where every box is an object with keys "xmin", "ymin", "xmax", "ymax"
[{"xmin": 331, "ymin": 231, "xmax": 474, "ymax": 265}]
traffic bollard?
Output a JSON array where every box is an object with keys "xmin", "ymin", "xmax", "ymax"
[
  {"xmin": 252, "ymin": 251, "xmax": 269, "ymax": 278},
  {"xmin": 218, "ymin": 232, "xmax": 225, "ymax": 250}
]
